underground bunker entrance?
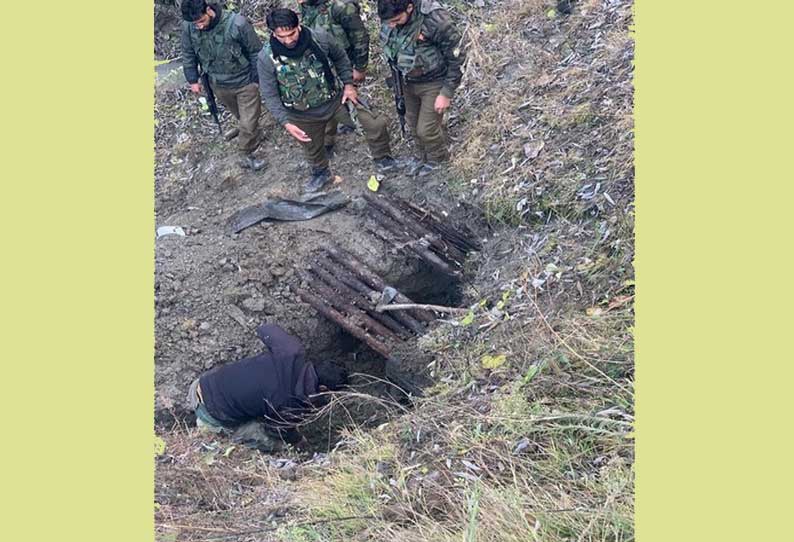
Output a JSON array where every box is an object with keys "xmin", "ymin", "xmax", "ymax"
[{"xmin": 293, "ymin": 260, "xmax": 464, "ymax": 454}]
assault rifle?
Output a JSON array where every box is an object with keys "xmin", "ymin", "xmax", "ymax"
[
  {"xmin": 386, "ymin": 61, "xmax": 407, "ymax": 138},
  {"xmin": 345, "ymin": 96, "xmax": 374, "ymax": 136},
  {"xmin": 200, "ymin": 70, "xmax": 223, "ymax": 135}
]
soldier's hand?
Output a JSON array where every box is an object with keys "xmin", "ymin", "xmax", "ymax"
[
  {"xmin": 284, "ymin": 123, "xmax": 311, "ymax": 143},
  {"xmin": 434, "ymin": 94, "xmax": 451, "ymax": 114},
  {"xmin": 352, "ymin": 69, "xmax": 366, "ymax": 84},
  {"xmin": 341, "ymin": 84, "xmax": 359, "ymax": 106},
  {"xmin": 190, "ymin": 82, "xmax": 202, "ymax": 94}
]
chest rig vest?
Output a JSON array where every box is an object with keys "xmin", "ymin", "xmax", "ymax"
[
  {"xmin": 264, "ymin": 37, "xmax": 338, "ymax": 111},
  {"xmin": 301, "ymin": 0, "xmax": 353, "ymax": 53},
  {"xmin": 380, "ymin": 0, "xmax": 446, "ymax": 78},
  {"xmin": 189, "ymin": 11, "xmax": 249, "ymax": 86}
]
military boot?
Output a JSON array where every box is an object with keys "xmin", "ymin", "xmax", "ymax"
[
  {"xmin": 400, "ymin": 157, "xmax": 425, "ymax": 177},
  {"xmin": 416, "ymin": 160, "xmax": 443, "ymax": 177},
  {"xmin": 239, "ymin": 154, "xmax": 267, "ymax": 171},
  {"xmin": 374, "ymin": 156, "xmax": 399, "ymax": 174},
  {"xmin": 304, "ymin": 167, "xmax": 332, "ymax": 193}
]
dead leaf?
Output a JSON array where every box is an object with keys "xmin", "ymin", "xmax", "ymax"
[
  {"xmin": 607, "ymin": 294, "xmax": 634, "ymax": 311},
  {"xmin": 586, "ymin": 307, "xmax": 604, "ymax": 317},
  {"xmin": 523, "ymin": 140, "xmax": 545, "ymax": 159}
]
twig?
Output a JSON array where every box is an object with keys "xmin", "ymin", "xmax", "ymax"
[
  {"xmin": 375, "ymin": 303, "xmax": 469, "ymax": 315},
  {"xmin": 193, "ymin": 515, "xmax": 379, "ymax": 541}
]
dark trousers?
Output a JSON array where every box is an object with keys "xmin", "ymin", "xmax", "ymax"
[
  {"xmin": 289, "ymin": 100, "xmax": 392, "ymax": 171},
  {"xmin": 214, "ymin": 82, "xmax": 262, "ymax": 155}
]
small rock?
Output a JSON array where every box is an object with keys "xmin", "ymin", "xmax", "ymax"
[
  {"xmin": 241, "ymin": 297, "xmax": 266, "ymax": 312},
  {"xmin": 278, "ymin": 466, "xmax": 298, "ymax": 481},
  {"xmin": 180, "ymin": 318, "xmax": 197, "ymax": 331},
  {"xmin": 198, "ymin": 321, "xmax": 212, "ymax": 333},
  {"xmin": 271, "ymin": 266, "xmax": 287, "ymax": 277},
  {"xmin": 349, "ymin": 196, "xmax": 367, "ymax": 212},
  {"xmin": 261, "ymin": 269, "xmax": 275, "ymax": 286},
  {"xmin": 223, "ymin": 287, "xmax": 245, "ymax": 303}
]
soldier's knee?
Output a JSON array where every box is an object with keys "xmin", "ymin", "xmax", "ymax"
[{"xmin": 416, "ymin": 121, "xmax": 442, "ymax": 144}]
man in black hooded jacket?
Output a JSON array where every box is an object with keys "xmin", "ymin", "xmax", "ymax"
[{"xmin": 187, "ymin": 323, "xmax": 348, "ymax": 451}]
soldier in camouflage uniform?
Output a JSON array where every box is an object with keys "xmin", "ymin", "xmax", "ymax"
[
  {"xmin": 298, "ymin": 0, "xmax": 379, "ymax": 150},
  {"xmin": 378, "ymin": 0, "xmax": 465, "ymax": 176},
  {"xmin": 181, "ymin": 0, "xmax": 266, "ymax": 171},
  {"xmin": 257, "ymin": 8, "xmax": 398, "ymax": 193},
  {"xmin": 298, "ymin": 0, "xmax": 370, "ymax": 83}
]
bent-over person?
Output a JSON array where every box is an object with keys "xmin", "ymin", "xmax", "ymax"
[{"xmin": 187, "ymin": 323, "xmax": 348, "ymax": 452}]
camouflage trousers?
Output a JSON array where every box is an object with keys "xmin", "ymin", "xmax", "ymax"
[
  {"xmin": 214, "ymin": 82, "xmax": 263, "ymax": 155},
  {"xmin": 187, "ymin": 378, "xmax": 284, "ymax": 453},
  {"xmin": 404, "ymin": 79, "xmax": 450, "ymax": 163},
  {"xmin": 288, "ymin": 99, "xmax": 392, "ymax": 172}
]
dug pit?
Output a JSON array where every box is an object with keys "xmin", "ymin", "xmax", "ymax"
[{"xmin": 155, "ymin": 191, "xmax": 481, "ymax": 450}]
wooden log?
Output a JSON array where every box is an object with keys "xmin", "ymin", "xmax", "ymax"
[
  {"xmin": 364, "ymin": 194, "xmax": 467, "ymax": 264},
  {"xmin": 295, "ymin": 287, "xmax": 392, "ymax": 359},
  {"xmin": 324, "ymin": 246, "xmax": 436, "ymax": 322},
  {"xmin": 366, "ymin": 204, "xmax": 458, "ymax": 277},
  {"xmin": 398, "ymin": 198, "xmax": 481, "ymax": 252},
  {"xmin": 297, "ymin": 269, "xmax": 400, "ymax": 341},
  {"xmin": 314, "ymin": 258, "xmax": 426, "ymax": 335},
  {"xmin": 310, "ymin": 262, "xmax": 413, "ymax": 338}
]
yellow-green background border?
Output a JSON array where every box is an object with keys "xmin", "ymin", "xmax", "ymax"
[
  {"xmin": 2, "ymin": 2, "xmax": 154, "ymax": 541},
  {"xmin": 635, "ymin": 1, "xmax": 794, "ymax": 540}
]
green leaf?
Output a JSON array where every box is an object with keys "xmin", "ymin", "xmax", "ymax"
[
  {"xmin": 481, "ymin": 353, "xmax": 507, "ymax": 369},
  {"xmin": 523, "ymin": 364, "xmax": 540, "ymax": 384},
  {"xmin": 154, "ymin": 436, "xmax": 166, "ymax": 456},
  {"xmin": 367, "ymin": 175, "xmax": 380, "ymax": 192},
  {"xmin": 460, "ymin": 311, "xmax": 475, "ymax": 326}
]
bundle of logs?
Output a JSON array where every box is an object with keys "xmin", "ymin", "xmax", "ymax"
[
  {"xmin": 294, "ymin": 197, "xmax": 480, "ymax": 359},
  {"xmin": 294, "ymin": 246, "xmax": 436, "ymax": 358},
  {"xmin": 361, "ymin": 194, "xmax": 480, "ymax": 277}
]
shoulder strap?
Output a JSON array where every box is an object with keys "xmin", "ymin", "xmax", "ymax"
[{"xmin": 306, "ymin": 31, "xmax": 338, "ymax": 90}]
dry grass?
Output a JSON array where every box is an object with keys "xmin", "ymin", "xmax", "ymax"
[{"xmin": 449, "ymin": 0, "xmax": 634, "ymax": 228}]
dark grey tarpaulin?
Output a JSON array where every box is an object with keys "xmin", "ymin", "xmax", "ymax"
[{"xmin": 228, "ymin": 190, "xmax": 350, "ymax": 234}]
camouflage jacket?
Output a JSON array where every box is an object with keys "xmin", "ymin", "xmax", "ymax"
[
  {"xmin": 300, "ymin": 0, "xmax": 369, "ymax": 71},
  {"xmin": 257, "ymin": 27, "xmax": 354, "ymax": 125},
  {"xmin": 380, "ymin": 0, "xmax": 465, "ymax": 98},
  {"xmin": 181, "ymin": 8, "xmax": 262, "ymax": 88}
]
